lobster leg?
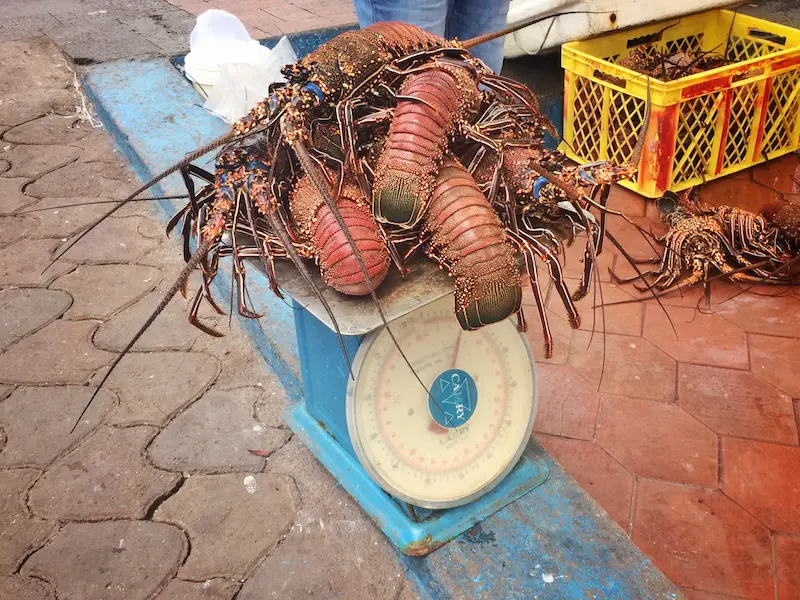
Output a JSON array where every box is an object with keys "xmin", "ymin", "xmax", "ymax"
[
  {"xmin": 507, "ymin": 230, "xmax": 554, "ymax": 357},
  {"xmin": 517, "ymin": 229, "xmax": 580, "ymax": 329},
  {"xmin": 575, "ymin": 223, "xmax": 599, "ymax": 301},
  {"xmin": 187, "ymin": 284, "xmax": 225, "ymax": 337}
]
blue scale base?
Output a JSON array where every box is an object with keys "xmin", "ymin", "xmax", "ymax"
[
  {"xmin": 286, "ymin": 402, "xmax": 549, "ymax": 555},
  {"xmin": 289, "ymin": 300, "xmax": 549, "ymax": 555}
]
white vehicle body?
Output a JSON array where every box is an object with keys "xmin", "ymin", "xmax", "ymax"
[{"xmin": 503, "ymin": 0, "xmax": 739, "ymax": 57}]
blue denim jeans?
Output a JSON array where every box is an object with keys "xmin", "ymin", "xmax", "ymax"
[{"xmin": 352, "ymin": 0, "xmax": 511, "ymax": 73}]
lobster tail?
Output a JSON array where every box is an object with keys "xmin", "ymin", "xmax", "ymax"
[
  {"xmin": 456, "ymin": 275, "xmax": 522, "ymax": 330},
  {"xmin": 373, "ymin": 66, "xmax": 479, "ymax": 228},
  {"xmin": 424, "ymin": 158, "xmax": 522, "ymax": 330},
  {"xmin": 291, "ymin": 174, "xmax": 389, "ymax": 296}
]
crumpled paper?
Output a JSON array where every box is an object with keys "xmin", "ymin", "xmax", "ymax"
[{"xmin": 183, "ymin": 9, "xmax": 297, "ymax": 124}]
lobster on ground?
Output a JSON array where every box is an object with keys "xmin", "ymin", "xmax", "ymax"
[
  {"xmin": 64, "ymin": 15, "xmax": 649, "ymax": 428},
  {"xmin": 609, "ymin": 189, "xmax": 796, "ymax": 301}
]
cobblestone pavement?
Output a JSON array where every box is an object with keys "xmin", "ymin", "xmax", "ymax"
[{"xmin": 0, "ymin": 38, "xmax": 410, "ymax": 600}]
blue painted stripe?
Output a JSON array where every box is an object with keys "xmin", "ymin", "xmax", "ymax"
[{"xmin": 82, "ymin": 59, "xmax": 302, "ymax": 399}]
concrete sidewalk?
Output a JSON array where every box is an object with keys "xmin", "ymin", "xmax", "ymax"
[{"xmin": 0, "ymin": 37, "xmax": 411, "ymax": 600}]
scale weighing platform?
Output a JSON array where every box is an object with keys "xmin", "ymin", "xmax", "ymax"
[{"xmin": 272, "ymin": 259, "xmax": 549, "ymax": 555}]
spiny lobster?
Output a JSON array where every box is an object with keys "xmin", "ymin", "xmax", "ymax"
[
  {"xmin": 65, "ymin": 13, "xmax": 645, "ymax": 428},
  {"xmin": 610, "ymin": 190, "xmax": 793, "ymax": 296}
]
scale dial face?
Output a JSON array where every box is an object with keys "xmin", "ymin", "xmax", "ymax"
[{"xmin": 346, "ymin": 295, "xmax": 537, "ymax": 509}]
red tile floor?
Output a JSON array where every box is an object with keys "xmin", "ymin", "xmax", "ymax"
[{"xmin": 527, "ymin": 154, "xmax": 800, "ymax": 600}]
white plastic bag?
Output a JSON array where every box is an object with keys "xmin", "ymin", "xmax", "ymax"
[{"xmin": 183, "ymin": 9, "xmax": 297, "ymax": 123}]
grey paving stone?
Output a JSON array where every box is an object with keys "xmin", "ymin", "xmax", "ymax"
[
  {"xmin": 55, "ymin": 216, "xmax": 160, "ymax": 264},
  {"xmin": 3, "ymin": 115, "xmax": 88, "ymax": 146},
  {"xmin": 0, "ymin": 238, "xmax": 74, "ymax": 286},
  {"xmin": 100, "ymin": 351, "xmax": 219, "ymax": 426},
  {"xmin": 25, "ymin": 196, "xmax": 112, "ymax": 239},
  {"xmin": 194, "ymin": 324, "xmax": 284, "ymax": 391},
  {"xmin": 94, "ymin": 291, "xmax": 217, "ymax": 352},
  {"xmin": 0, "ymin": 385, "xmax": 12, "ymax": 400},
  {"xmin": 0, "ymin": 319, "xmax": 110, "ymax": 385},
  {"xmin": 0, "ymin": 38, "xmax": 73, "ymax": 127},
  {"xmin": 0, "ymin": 386, "xmax": 117, "ymax": 468},
  {"xmin": 27, "ymin": 157, "xmax": 136, "ymax": 199},
  {"xmin": 242, "ymin": 439, "xmax": 406, "ymax": 600},
  {"xmin": 22, "ymin": 520, "xmax": 186, "ymax": 600},
  {"xmin": 0, "ymin": 469, "xmax": 55, "ymax": 573},
  {"xmin": 0, "ymin": 575, "xmax": 56, "ymax": 600},
  {"xmin": 118, "ymin": 10, "xmax": 195, "ymax": 55},
  {"xmin": 238, "ymin": 522, "xmax": 405, "ymax": 600},
  {"xmin": 67, "ymin": 130, "xmax": 122, "ymax": 164},
  {"xmin": 0, "ymin": 15, "xmax": 62, "ymax": 43},
  {"xmin": 155, "ymin": 578, "xmax": 240, "ymax": 600},
  {"xmin": 253, "ymin": 384, "xmax": 289, "ymax": 429},
  {"xmin": 0, "ymin": 215, "xmax": 38, "ymax": 248},
  {"xmin": 52, "ymin": 263, "xmax": 160, "ymax": 320},
  {"xmin": 149, "ymin": 387, "xmax": 291, "ymax": 473},
  {"xmin": 0, "ymin": 158, "xmax": 8, "ymax": 173},
  {"xmin": 154, "ymin": 473, "xmax": 299, "ymax": 580},
  {"xmin": 5, "ymin": 143, "xmax": 81, "ymax": 178},
  {"xmin": 28, "ymin": 425, "xmax": 180, "ymax": 520},
  {"xmin": 44, "ymin": 13, "xmax": 162, "ymax": 63},
  {"xmin": 0, "ymin": 288, "xmax": 72, "ymax": 350},
  {"xmin": 0, "ymin": 428, "xmax": 5, "ymax": 453},
  {"xmin": 0, "ymin": 177, "xmax": 37, "ymax": 214}
]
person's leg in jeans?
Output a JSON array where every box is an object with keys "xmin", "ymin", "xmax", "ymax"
[
  {"xmin": 352, "ymin": 0, "xmax": 449, "ymax": 37},
  {"xmin": 446, "ymin": 0, "xmax": 511, "ymax": 73}
]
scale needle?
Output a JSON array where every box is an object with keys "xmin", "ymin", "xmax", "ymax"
[{"xmin": 450, "ymin": 331, "xmax": 463, "ymax": 369}]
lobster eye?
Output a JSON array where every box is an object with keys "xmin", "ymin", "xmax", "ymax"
[
  {"xmin": 301, "ymin": 82, "xmax": 325, "ymax": 105},
  {"xmin": 657, "ymin": 191, "xmax": 679, "ymax": 215}
]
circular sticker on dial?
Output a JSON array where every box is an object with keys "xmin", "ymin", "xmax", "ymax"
[{"xmin": 428, "ymin": 368, "xmax": 478, "ymax": 428}]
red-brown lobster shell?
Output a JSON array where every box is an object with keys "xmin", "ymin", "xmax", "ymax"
[
  {"xmin": 372, "ymin": 66, "xmax": 480, "ymax": 228},
  {"xmin": 423, "ymin": 157, "xmax": 522, "ymax": 329},
  {"xmin": 290, "ymin": 174, "xmax": 390, "ymax": 295}
]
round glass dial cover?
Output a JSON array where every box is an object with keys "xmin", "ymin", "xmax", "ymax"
[{"xmin": 346, "ymin": 295, "xmax": 537, "ymax": 509}]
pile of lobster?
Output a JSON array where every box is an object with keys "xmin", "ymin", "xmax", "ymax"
[
  {"xmin": 610, "ymin": 188, "xmax": 800, "ymax": 297},
  {"xmin": 66, "ymin": 20, "xmax": 646, "ymax": 428},
  {"xmin": 164, "ymin": 22, "xmax": 644, "ymax": 355}
]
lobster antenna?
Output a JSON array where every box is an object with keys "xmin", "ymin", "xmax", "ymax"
[
  {"xmin": 462, "ymin": 10, "xmax": 614, "ymax": 50},
  {"xmin": 261, "ymin": 201, "xmax": 356, "ymax": 378},
  {"xmin": 70, "ymin": 240, "xmax": 211, "ymax": 433},
  {"xmin": 18, "ymin": 195, "xmax": 191, "ymax": 214},
  {"xmin": 44, "ymin": 131, "xmax": 238, "ymax": 273},
  {"xmin": 605, "ymin": 231, "xmax": 678, "ymax": 339}
]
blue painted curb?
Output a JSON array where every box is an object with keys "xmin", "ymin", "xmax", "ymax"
[{"xmin": 83, "ymin": 48, "xmax": 682, "ymax": 600}]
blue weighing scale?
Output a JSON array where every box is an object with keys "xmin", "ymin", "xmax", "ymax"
[{"xmin": 272, "ymin": 259, "xmax": 549, "ymax": 555}]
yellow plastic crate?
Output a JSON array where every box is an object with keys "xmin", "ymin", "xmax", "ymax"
[{"xmin": 560, "ymin": 9, "xmax": 800, "ymax": 198}]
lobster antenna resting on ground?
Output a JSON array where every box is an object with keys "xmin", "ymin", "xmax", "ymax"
[{"xmin": 70, "ymin": 241, "xmax": 212, "ymax": 433}]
